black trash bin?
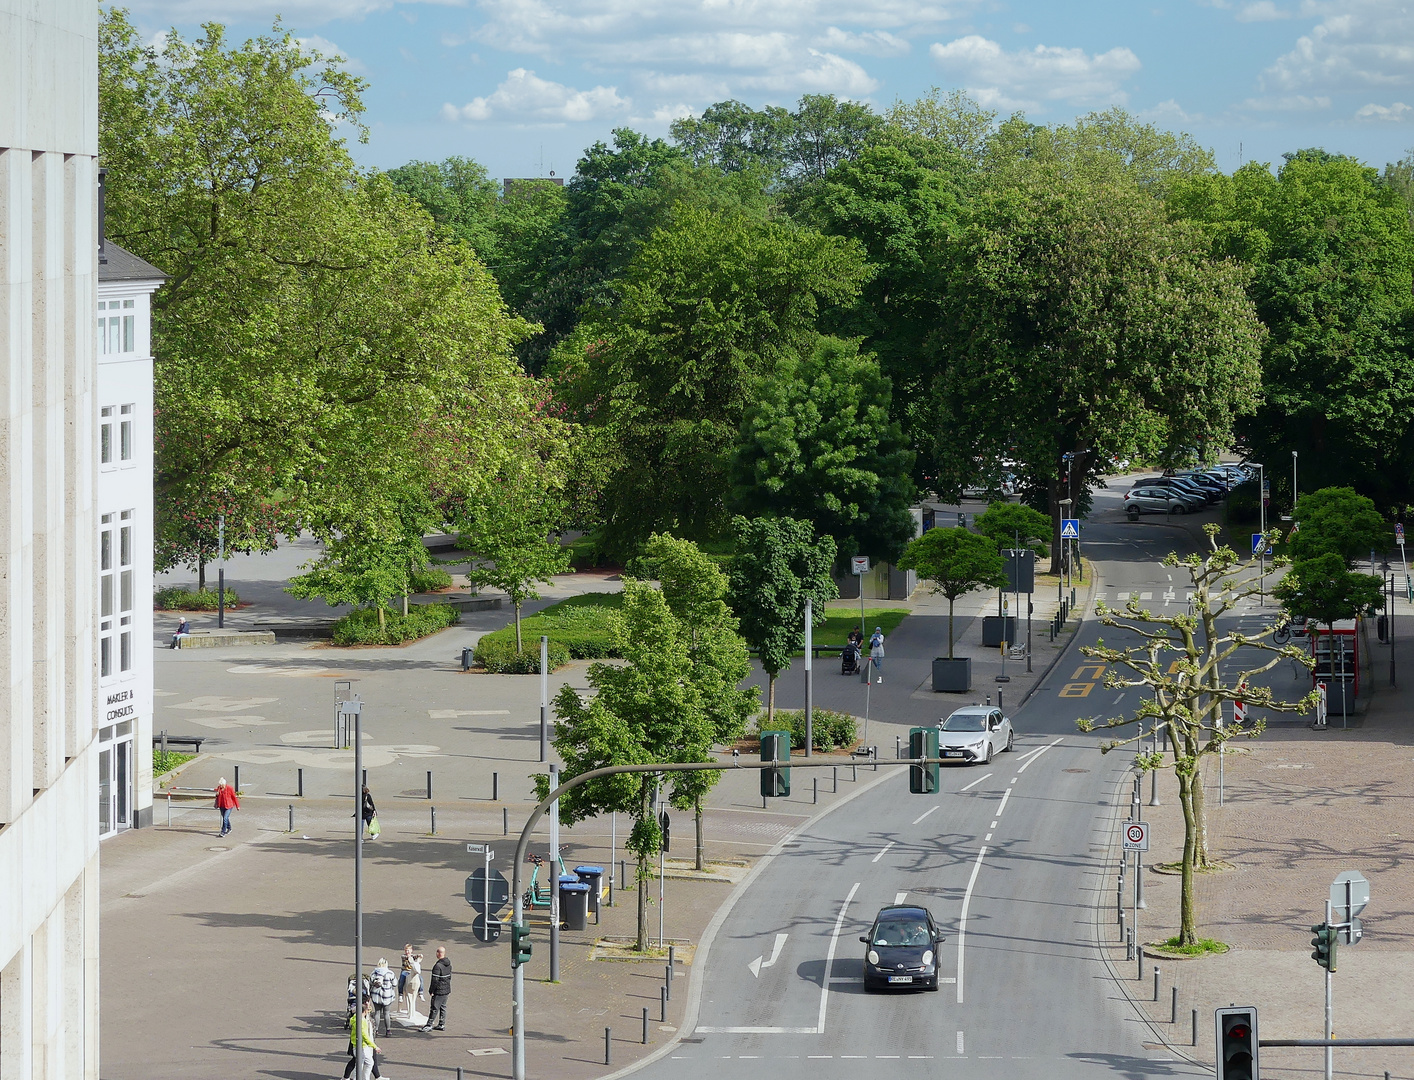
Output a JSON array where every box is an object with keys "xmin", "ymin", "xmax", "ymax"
[
  {"xmin": 461, "ymin": 647, "xmax": 474, "ymax": 671},
  {"xmin": 559, "ymin": 881, "xmax": 590, "ymax": 931},
  {"xmin": 575, "ymin": 865, "xmax": 604, "ymax": 915},
  {"xmin": 1378, "ymin": 615, "xmax": 1390, "ymax": 643}
]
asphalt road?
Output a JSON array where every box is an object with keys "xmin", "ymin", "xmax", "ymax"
[{"xmin": 638, "ymin": 488, "xmax": 1218, "ymax": 1080}]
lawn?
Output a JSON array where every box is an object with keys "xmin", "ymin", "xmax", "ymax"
[{"xmin": 810, "ymin": 607, "xmax": 910, "ymax": 651}]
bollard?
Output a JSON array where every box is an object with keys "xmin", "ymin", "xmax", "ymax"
[
  {"xmin": 167, "ymin": 796, "xmax": 172, "ymax": 827},
  {"xmin": 997, "ymin": 690, "xmax": 1003, "ymax": 712},
  {"xmin": 665, "ymin": 964, "xmax": 672, "ymax": 1001},
  {"xmin": 1125, "ymin": 928, "xmax": 1134, "ymax": 961},
  {"xmin": 833, "ymin": 766, "xmax": 838, "ymax": 793},
  {"xmin": 669, "ymin": 944, "xmax": 676, "ymax": 972},
  {"xmin": 503, "ymin": 807, "xmax": 509, "ymax": 836},
  {"xmin": 813, "ymin": 777, "xmax": 818, "ymax": 805},
  {"xmin": 1171, "ymin": 985, "xmax": 1178, "ymax": 1024},
  {"xmin": 852, "ymin": 763, "xmax": 857, "ymax": 782},
  {"xmin": 298, "ymin": 768, "xmax": 304, "ymax": 798},
  {"xmin": 1137, "ymin": 948, "xmax": 1143, "ymax": 982},
  {"xmin": 660, "ymin": 985, "xmax": 667, "ymax": 1022},
  {"xmin": 1153, "ymin": 965, "xmax": 1160, "ymax": 1001},
  {"xmin": 620, "ymin": 859, "xmax": 627, "ymax": 892},
  {"xmin": 1192, "ymin": 1009, "xmax": 1198, "ymax": 1046},
  {"xmin": 288, "ymin": 804, "xmax": 294, "ymax": 833},
  {"xmin": 493, "ymin": 771, "xmax": 499, "ymax": 802},
  {"xmin": 895, "ymin": 735, "xmax": 901, "ymax": 759},
  {"xmin": 430, "ymin": 806, "xmax": 437, "ymax": 836},
  {"xmin": 234, "ymin": 765, "xmax": 241, "ymax": 794},
  {"xmin": 642, "ymin": 1007, "xmax": 649, "ymax": 1044},
  {"xmin": 605, "ymin": 1027, "xmax": 611, "ymax": 1066},
  {"xmin": 458, "ymin": 1069, "xmax": 464, "ymax": 1080},
  {"xmin": 427, "ymin": 771, "xmax": 433, "ymax": 800},
  {"xmin": 1119, "ymin": 910, "xmax": 1125, "ymax": 941}
]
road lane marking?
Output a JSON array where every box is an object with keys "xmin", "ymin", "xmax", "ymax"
[
  {"xmin": 749, "ymin": 932, "xmax": 788, "ymax": 977},
  {"xmin": 894, "ymin": 892, "xmax": 907, "ymax": 904},
  {"xmin": 1140, "ymin": 592, "xmax": 1153, "ymax": 600},
  {"xmin": 696, "ymin": 1026, "xmax": 817, "ymax": 1034},
  {"xmin": 990, "ymin": 820, "xmax": 998, "ymax": 828},
  {"xmin": 1015, "ymin": 746, "xmax": 1046, "ymax": 762},
  {"xmin": 911, "ymin": 805, "xmax": 939, "ymax": 825},
  {"xmin": 816, "ymin": 881, "xmax": 859, "ymax": 1033},
  {"xmin": 1072, "ymin": 664, "xmax": 1106, "ymax": 680},
  {"xmin": 996, "ymin": 788, "xmax": 1012, "ymax": 817},
  {"xmin": 1017, "ymin": 738, "xmax": 1063, "ymax": 774},
  {"xmin": 1059, "ymin": 682, "xmax": 1094, "ymax": 697},
  {"xmin": 956, "ymin": 1032, "xmax": 965, "ymax": 1054},
  {"xmin": 958, "ymin": 772, "xmax": 992, "ymax": 792},
  {"xmin": 955, "ymin": 846, "xmax": 987, "ymax": 1004},
  {"xmin": 871, "ymin": 841, "xmax": 894, "ymax": 863},
  {"xmin": 984, "ymin": 833, "xmax": 992, "ymax": 841}
]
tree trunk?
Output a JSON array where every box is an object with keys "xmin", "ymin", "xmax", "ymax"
[
  {"xmin": 402, "ymin": 590, "xmax": 409, "ymax": 617},
  {"xmin": 1191, "ymin": 758, "xmax": 1210, "ymax": 868},
  {"xmin": 1176, "ymin": 763, "xmax": 1199, "ymax": 947},
  {"xmin": 766, "ymin": 674, "xmax": 776, "ymax": 726},
  {"xmin": 377, "ymin": 605, "xmax": 386, "ymax": 630},
  {"xmin": 695, "ymin": 795, "xmax": 704, "ymax": 871},
  {"xmin": 947, "ymin": 597, "xmax": 955, "ymax": 659},
  {"xmin": 198, "ymin": 557, "xmax": 206, "ymax": 593},
  {"xmin": 515, "ymin": 601, "xmax": 523, "ymax": 653},
  {"xmin": 636, "ymin": 780, "xmax": 651, "ymax": 953}
]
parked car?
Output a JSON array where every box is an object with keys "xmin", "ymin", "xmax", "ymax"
[
  {"xmin": 860, "ymin": 905, "xmax": 945, "ymax": 991},
  {"xmin": 937, "ymin": 705, "xmax": 1014, "ymax": 764},
  {"xmin": 1124, "ymin": 486, "xmax": 1192, "ymax": 519},
  {"xmin": 1172, "ymin": 471, "xmax": 1229, "ymax": 498},
  {"xmin": 1137, "ymin": 477, "xmax": 1211, "ymax": 506}
]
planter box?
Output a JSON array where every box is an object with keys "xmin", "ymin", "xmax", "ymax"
[
  {"xmin": 981, "ymin": 616, "xmax": 1018, "ymax": 648},
  {"xmin": 932, "ymin": 657, "xmax": 971, "ymax": 693}
]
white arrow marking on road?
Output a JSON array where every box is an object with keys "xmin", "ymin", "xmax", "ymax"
[{"xmin": 748, "ymin": 933, "xmax": 788, "ymax": 977}]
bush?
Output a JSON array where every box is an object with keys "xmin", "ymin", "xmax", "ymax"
[
  {"xmin": 330, "ymin": 603, "xmax": 460, "ymax": 645},
  {"xmin": 474, "ymin": 635, "xmax": 572, "ymax": 673},
  {"xmin": 153, "ymin": 749, "xmax": 194, "ymax": 776},
  {"xmin": 154, "ymin": 586, "xmax": 241, "ymax": 610},
  {"xmin": 476, "ymin": 593, "xmax": 622, "ymax": 660},
  {"xmin": 1225, "ymin": 479, "xmax": 1260, "ymax": 525},
  {"xmin": 409, "ymin": 567, "xmax": 453, "ymax": 593},
  {"xmin": 757, "ymin": 708, "xmax": 858, "ymax": 751}
]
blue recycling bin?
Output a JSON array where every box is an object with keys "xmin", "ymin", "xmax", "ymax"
[
  {"xmin": 575, "ymin": 865, "xmax": 604, "ymax": 914},
  {"xmin": 559, "ymin": 881, "xmax": 590, "ymax": 931}
]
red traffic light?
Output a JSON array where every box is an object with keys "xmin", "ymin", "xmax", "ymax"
[{"xmin": 1227, "ymin": 1023, "xmax": 1250, "ymax": 1040}]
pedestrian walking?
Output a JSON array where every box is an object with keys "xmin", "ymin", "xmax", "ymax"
[
  {"xmin": 214, "ymin": 777, "xmax": 239, "ymax": 836},
  {"xmin": 343, "ymin": 998, "xmax": 382, "ymax": 1079},
  {"xmin": 869, "ymin": 626, "xmax": 886, "ymax": 684},
  {"xmin": 170, "ymin": 616, "xmax": 190, "ymax": 649},
  {"xmin": 421, "ymin": 947, "xmax": 451, "ymax": 1032},
  {"xmin": 371, "ymin": 958, "xmax": 396, "ymax": 1038},
  {"xmin": 361, "ymin": 785, "xmax": 379, "ymax": 839}
]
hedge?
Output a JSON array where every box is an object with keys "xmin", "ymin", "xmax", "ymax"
[
  {"xmin": 330, "ymin": 603, "xmax": 460, "ymax": 645},
  {"xmin": 474, "ymin": 636, "xmax": 572, "ymax": 673},
  {"xmin": 154, "ymin": 586, "xmax": 241, "ymax": 610},
  {"xmin": 410, "ymin": 567, "xmax": 453, "ymax": 593},
  {"xmin": 475, "ymin": 593, "xmax": 622, "ymax": 662},
  {"xmin": 754, "ymin": 708, "xmax": 858, "ymax": 752}
]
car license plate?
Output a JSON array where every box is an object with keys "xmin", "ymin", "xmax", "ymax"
[
  {"xmin": 887, "ymin": 975, "xmax": 913, "ymax": 984},
  {"xmin": 943, "ymin": 751, "xmax": 963, "ymax": 758}
]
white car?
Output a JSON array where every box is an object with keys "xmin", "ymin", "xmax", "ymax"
[{"xmin": 938, "ymin": 706, "xmax": 1014, "ymax": 764}]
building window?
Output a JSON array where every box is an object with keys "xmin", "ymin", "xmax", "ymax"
[
  {"xmin": 120, "ymin": 404, "xmax": 133, "ymax": 461},
  {"xmin": 100, "ymin": 407, "xmax": 113, "ymax": 464},
  {"xmin": 99, "ymin": 510, "xmax": 135, "ymax": 679},
  {"xmin": 97, "ymin": 299, "xmax": 135, "ymax": 355}
]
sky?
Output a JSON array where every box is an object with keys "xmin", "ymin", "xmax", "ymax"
[{"xmin": 115, "ymin": 0, "xmax": 1414, "ymax": 181}]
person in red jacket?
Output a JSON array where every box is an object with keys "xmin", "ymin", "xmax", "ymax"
[{"xmin": 214, "ymin": 777, "xmax": 240, "ymax": 837}]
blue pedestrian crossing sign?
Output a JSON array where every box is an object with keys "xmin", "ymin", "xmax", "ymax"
[
  {"xmin": 1251, "ymin": 533, "xmax": 1272, "ymax": 555},
  {"xmin": 1060, "ymin": 519, "xmax": 1080, "ymax": 540}
]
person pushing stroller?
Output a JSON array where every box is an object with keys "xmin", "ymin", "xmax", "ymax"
[{"xmin": 842, "ymin": 628, "xmax": 864, "ymax": 675}]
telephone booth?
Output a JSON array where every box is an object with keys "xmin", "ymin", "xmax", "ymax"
[{"xmin": 1311, "ymin": 620, "xmax": 1359, "ymax": 717}]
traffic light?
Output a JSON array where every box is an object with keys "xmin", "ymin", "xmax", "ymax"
[
  {"xmin": 909, "ymin": 727, "xmax": 939, "ymax": 794},
  {"xmin": 1215, "ymin": 1006, "xmax": 1259, "ymax": 1080},
  {"xmin": 510, "ymin": 922, "xmax": 533, "ymax": 968},
  {"xmin": 659, "ymin": 809, "xmax": 671, "ymax": 852},
  {"xmin": 1311, "ymin": 922, "xmax": 1337, "ymax": 971},
  {"xmin": 760, "ymin": 730, "xmax": 791, "ymax": 797}
]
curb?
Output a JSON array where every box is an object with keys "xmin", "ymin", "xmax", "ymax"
[{"xmin": 594, "ymin": 763, "xmax": 900, "ymax": 1080}]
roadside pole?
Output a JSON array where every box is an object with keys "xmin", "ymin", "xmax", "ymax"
[
  {"xmin": 549, "ymin": 763, "xmax": 560, "ymax": 982},
  {"xmin": 539, "ymin": 636, "xmax": 549, "ymax": 763},
  {"xmin": 1325, "ymin": 898, "xmax": 1334, "ymax": 1080},
  {"xmin": 352, "ymin": 696, "xmax": 365, "ymax": 1080},
  {"xmin": 804, "ymin": 598, "xmax": 813, "ymax": 758}
]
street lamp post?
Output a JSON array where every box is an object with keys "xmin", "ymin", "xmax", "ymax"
[
  {"xmin": 1255, "ymin": 463, "xmax": 1266, "ymax": 606},
  {"xmin": 1292, "ymin": 450, "xmax": 1298, "ymax": 508}
]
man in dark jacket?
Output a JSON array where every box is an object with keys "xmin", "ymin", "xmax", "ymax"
[{"xmin": 422, "ymin": 947, "xmax": 451, "ymax": 1031}]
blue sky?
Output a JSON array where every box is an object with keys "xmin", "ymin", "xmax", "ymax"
[{"xmin": 118, "ymin": 0, "xmax": 1414, "ymax": 180}]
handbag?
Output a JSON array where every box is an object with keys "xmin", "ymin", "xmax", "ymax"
[{"xmin": 368, "ymin": 815, "xmax": 380, "ymax": 839}]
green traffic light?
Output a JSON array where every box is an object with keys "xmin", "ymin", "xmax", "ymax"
[{"xmin": 909, "ymin": 727, "xmax": 939, "ymax": 794}]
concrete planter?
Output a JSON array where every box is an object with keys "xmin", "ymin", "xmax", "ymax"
[{"xmin": 932, "ymin": 657, "xmax": 971, "ymax": 693}]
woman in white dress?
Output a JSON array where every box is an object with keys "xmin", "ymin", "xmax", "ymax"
[{"xmin": 398, "ymin": 951, "xmax": 426, "ymax": 1026}]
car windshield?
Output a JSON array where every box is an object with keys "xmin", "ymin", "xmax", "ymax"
[
  {"xmin": 873, "ymin": 919, "xmax": 930, "ymax": 947},
  {"xmin": 941, "ymin": 714, "xmax": 986, "ymax": 732}
]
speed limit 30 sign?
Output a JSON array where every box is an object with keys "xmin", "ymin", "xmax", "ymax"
[{"xmin": 1122, "ymin": 821, "xmax": 1150, "ymax": 852}]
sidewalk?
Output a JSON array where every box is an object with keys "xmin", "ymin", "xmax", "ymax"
[{"xmin": 1097, "ymin": 612, "xmax": 1414, "ymax": 1080}]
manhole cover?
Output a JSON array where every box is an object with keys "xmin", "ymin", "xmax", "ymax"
[
  {"xmin": 1063, "ymin": 768, "xmax": 1090, "ymax": 773},
  {"xmin": 207, "ymin": 846, "xmax": 230, "ymax": 852}
]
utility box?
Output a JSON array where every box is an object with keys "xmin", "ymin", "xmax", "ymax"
[{"xmin": 981, "ymin": 616, "xmax": 1018, "ymax": 648}]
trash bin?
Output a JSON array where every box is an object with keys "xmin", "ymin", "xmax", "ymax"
[
  {"xmin": 1378, "ymin": 615, "xmax": 1390, "ymax": 643},
  {"xmin": 575, "ymin": 865, "xmax": 604, "ymax": 915},
  {"xmin": 559, "ymin": 881, "xmax": 590, "ymax": 931},
  {"xmin": 461, "ymin": 647, "xmax": 474, "ymax": 671}
]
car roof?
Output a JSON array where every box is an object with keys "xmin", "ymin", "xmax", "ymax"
[
  {"xmin": 873, "ymin": 905, "xmax": 929, "ymax": 920},
  {"xmin": 945, "ymin": 706, "xmax": 994, "ymax": 718}
]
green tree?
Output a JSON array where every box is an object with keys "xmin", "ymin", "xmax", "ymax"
[
  {"xmin": 897, "ymin": 528, "xmax": 1005, "ymax": 658},
  {"xmin": 884, "ymin": 87, "xmax": 996, "ymax": 165},
  {"xmin": 1289, "ymin": 487, "xmax": 1391, "ymax": 566},
  {"xmin": 730, "ymin": 338, "xmax": 916, "ymax": 565},
  {"xmin": 635, "ymin": 534, "xmax": 759, "ymax": 868},
  {"xmin": 973, "ymin": 501, "xmax": 1053, "ymax": 558},
  {"xmin": 786, "ymin": 94, "xmax": 883, "ymax": 186},
  {"xmin": 1081, "ymin": 526, "xmax": 1315, "ymax": 947},
  {"xmin": 542, "ymin": 582, "xmax": 717, "ymax": 950},
  {"xmin": 384, "ymin": 156, "xmax": 501, "ymax": 259},
  {"xmin": 727, "ymin": 517, "xmax": 839, "ymax": 722},
  {"xmin": 1276, "ymin": 552, "xmax": 1385, "ymax": 636},
  {"xmin": 671, "ymin": 100, "xmax": 793, "ymax": 177},
  {"xmin": 551, "ymin": 207, "xmax": 869, "ymax": 555}
]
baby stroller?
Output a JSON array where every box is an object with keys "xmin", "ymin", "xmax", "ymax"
[
  {"xmin": 841, "ymin": 641, "xmax": 861, "ymax": 676},
  {"xmin": 347, "ymin": 973, "xmax": 370, "ymax": 1019}
]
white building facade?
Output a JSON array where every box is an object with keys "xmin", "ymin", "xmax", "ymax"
[
  {"xmin": 0, "ymin": 2, "xmax": 102, "ymax": 1077},
  {"xmin": 96, "ymin": 242, "xmax": 162, "ymax": 836}
]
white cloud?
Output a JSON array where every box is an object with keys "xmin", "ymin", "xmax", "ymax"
[
  {"xmin": 295, "ymin": 34, "xmax": 367, "ymax": 73},
  {"xmin": 442, "ymin": 68, "xmax": 630, "ymax": 124},
  {"xmin": 815, "ymin": 26, "xmax": 910, "ymax": 56},
  {"xmin": 1235, "ymin": 1, "xmax": 1291, "ymax": 20},
  {"xmin": 1139, "ymin": 97, "xmax": 1199, "ymax": 124},
  {"xmin": 1356, "ymin": 100, "xmax": 1414, "ymax": 121},
  {"xmin": 1238, "ymin": 93, "xmax": 1331, "ymax": 110},
  {"xmin": 1264, "ymin": 1, "xmax": 1414, "ymax": 93},
  {"xmin": 122, "ymin": 0, "xmax": 466, "ymax": 22},
  {"xmin": 928, "ymin": 35, "xmax": 1141, "ymax": 110}
]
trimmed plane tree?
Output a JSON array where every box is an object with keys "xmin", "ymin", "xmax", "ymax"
[
  {"xmin": 897, "ymin": 527, "xmax": 1006, "ymax": 658},
  {"xmin": 1078, "ymin": 524, "xmax": 1315, "ymax": 948}
]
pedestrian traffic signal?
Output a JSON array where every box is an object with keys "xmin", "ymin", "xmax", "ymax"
[
  {"xmin": 760, "ymin": 730, "xmax": 791, "ymax": 797},
  {"xmin": 1311, "ymin": 922, "xmax": 1337, "ymax": 971},
  {"xmin": 511, "ymin": 923, "xmax": 533, "ymax": 968},
  {"xmin": 909, "ymin": 727, "xmax": 939, "ymax": 794},
  {"xmin": 659, "ymin": 809, "xmax": 670, "ymax": 852},
  {"xmin": 1215, "ymin": 1006, "xmax": 1259, "ymax": 1080}
]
